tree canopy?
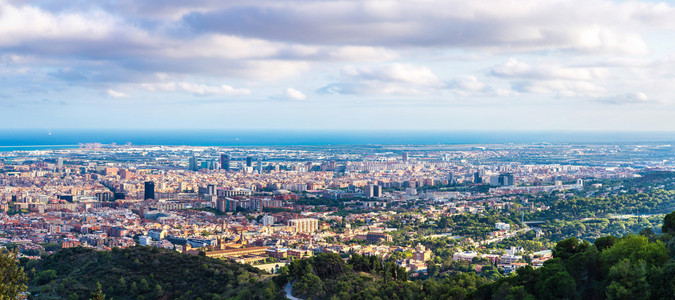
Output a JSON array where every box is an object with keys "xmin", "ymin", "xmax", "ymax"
[
  {"xmin": 22, "ymin": 246, "xmax": 281, "ymax": 299},
  {"xmin": 0, "ymin": 249, "xmax": 28, "ymax": 300}
]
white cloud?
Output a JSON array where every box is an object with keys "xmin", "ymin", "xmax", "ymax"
[
  {"xmin": 284, "ymin": 88, "xmax": 307, "ymax": 100},
  {"xmin": 160, "ymin": 35, "xmax": 284, "ymax": 60},
  {"xmin": 179, "ymin": 0, "xmax": 675, "ymax": 54},
  {"xmin": 0, "ymin": 3, "xmax": 111, "ymax": 45},
  {"xmin": 321, "ymin": 63, "xmax": 444, "ymax": 95},
  {"xmin": 490, "ymin": 58, "xmax": 611, "ymax": 98},
  {"xmin": 491, "ymin": 58, "xmax": 608, "ymax": 81},
  {"xmin": 2, "ymin": 1, "xmax": 674, "ymax": 63},
  {"xmin": 343, "ymin": 64, "xmax": 441, "ymax": 86},
  {"xmin": 141, "ymin": 81, "xmax": 251, "ymax": 96},
  {"xmin": 328, "ymin": 46, "xmax": 399, "ymax": 61},
  {"xmin": 572, "ymin": 26, "xmax": 648, "ymax": 55},
  {"xmin": 3, "ymin": 0, "xmax": 675, "ymax": 130},
  {"xmin": 597, "ymin": 92, "xmax": 651, "ymax": 105},
  {"xmin": 447, "ymin": 76, "xmax": 488, "ymax": 92},
  {"xmin": 2, "ymin": 0, "xmax": 673, "ymax": 91},
  {"xmin": 0, "ymin": 1, "xmax": 153, "ymax": 56},
  {"xmin": 106, "ymin": 89, "xmax": 128, "ymax": 98},
  {"xmin": 513, "ymin": 80, "xmax": 605, "ymax": 97},
  {"xmin": 226, "ymin": 60, "xmax": 311, "ymax": 81},
  {"xmin": 446, "ymin": 76, "xmax": 517, "ymax": 97},
  {"xmin": 486, "ymin": 57, "xmax": 675, "ymax": 104}
]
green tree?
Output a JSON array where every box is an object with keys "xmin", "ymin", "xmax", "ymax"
[
  {"xmin": 663, "ymin": 211, "xmax": 675, "ymax": 233},
  {"xmin": 152, "ymin": 283, "xmax": 164, "ymax": 298},
  {"xmin": 648, "ymin": 260, "xmax": 675, "ymax": 299},
  {"xmin": 553, "ymin": 237, "xmax": 591, "ymax": 260},
  {"xmin": 594, "ymin": 236, "xmax": 619, "ymax": 252},
  {"xmin": 0, "ymin": 249, "xmax": 28, "ymax": 299},
  {"xmin": 294, "ymin": 273, "xmax": 323, "ymax": 298},
  {"xmin": 130, "ymin": 281, "xmax": 138, "ymax": 295},
  {"xmin": 639, "ymin": 228, "xmax": 658, "ymax": 243},
  {"xmin": 601, "ymin": 234, "xmax": 669, "ymax": 267},
  {"xmin": 539, "ymin": 271, "xmax": 576, "ymax": 300},
  {"xmin": 261, "ymin": 280, "xmax": 278, "ymax": 299},
  {"xmin": 117, "ymin": 276, "xmax": 126, "ymax": 292},
  {"xmin": 139, "ymin": 278, "xmax": 150, "ymax": 293},
  {"xmin": 605, "ymin": 259, "xmax": 649, "ymax": 300},
  {"xmin": 91, "ymin": 282, "xmax": 106, "ymax": 300},
  {"xmin": 34, "ymin": 269, "xmax": 58, "ymax": 285}
]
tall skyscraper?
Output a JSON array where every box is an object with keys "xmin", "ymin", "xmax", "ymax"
[
  {"xmin": 220, "ymin": 154, "xmax": 230, "ymax": 170},
  {"xmin": 189, "ymin": 156, "xmax": 198, "ymax": 171},
  {"xmin": 402, "ymin": 152, "xmax": 409, "ymax": 162},
  {"xmin": 365, "ymin": 184, "xmax": 382, "ymax": 198},
  {"xmin": 246, "ymin": 156, "xmax": 252, "ymax": 167},
  {"xmin": 257, "ymin": 158, "xmax": 263, "ymax": 174},
  {"xmin": 474, "ymin": 172, "xmax": 483, "ymax": 184},
  {"xmin": 144, "ymin": 181, "xmax": 155, "ymax": 200},
  {"xmin": 498, "ymin": 173, "xmax": 514, "ymax": 186}
]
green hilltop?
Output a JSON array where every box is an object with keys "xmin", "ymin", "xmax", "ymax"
[
  {"xmin": 22, "ymin": 246, "xmax": 282, "ymax": 300},
  {"xmin": 283, "ymin": 212, "xmax": 675, "ymax": 299}
]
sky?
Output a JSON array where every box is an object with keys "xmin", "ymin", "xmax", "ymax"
[{"xmin": 2, "ymin": 0, "xmax": 675, "ymax": 131}]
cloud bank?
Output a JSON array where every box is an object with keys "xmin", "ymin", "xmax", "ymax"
[{"xmin": 2, "ymin": 0, "xmax": 675, "ymax": 130}]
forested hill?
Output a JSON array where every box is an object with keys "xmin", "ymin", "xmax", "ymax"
[
  {"xmin": 475, "ymin": 215, "xmax": 675, "ymax": 299},
  {"xmin": 533, "ymin": 189, "xmax": 675, "ymax": 221},
  {"xmin": 16, "ymin": 214, "xmax": 675, "ymax": 299},
  {"xmin": 280, "ymin": 212, "xmax": 675, "ymax": 299},
  {"xmin": 22, "ymin": 246, "xmax": 282, "ymax": 299}
]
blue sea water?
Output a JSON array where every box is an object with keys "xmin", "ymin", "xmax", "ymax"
[{"xmin": 0, "ymin": 129, "xmax": 674, "ymax": 150}]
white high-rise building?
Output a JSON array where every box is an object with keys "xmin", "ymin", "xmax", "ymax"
[
  {"xmin": 262, "ymin": 215, "xmax": 275, "ymax": 226},
  {"xmin": 288, "ymin": 218, "xmax": 319, "ymax": 233}
]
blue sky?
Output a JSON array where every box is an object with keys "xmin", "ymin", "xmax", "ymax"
[{"xmin": 2, "ymin": 0, "xmax": 675, "ymax": 130}]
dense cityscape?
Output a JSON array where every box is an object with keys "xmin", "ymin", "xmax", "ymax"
[
  {"xmin": 2, "ymin": 142, "xmax": 675, "ymax": 298},
  {"xmin": 4, "ymin": 0, "xmax": 675, "ymax": 298}
]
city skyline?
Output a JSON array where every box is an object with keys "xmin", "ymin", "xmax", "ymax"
[{"xmin": 2, "ymin": 0, "xmax": 675, "ymax": 131}]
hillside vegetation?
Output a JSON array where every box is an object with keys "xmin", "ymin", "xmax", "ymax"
[
  {"xmin": 281, "ymin": 212, "xmax": 675, "ymax": 300},
  {"xmin": 23, "ymin": 246, "xmax": 282, "ymax": 300}
]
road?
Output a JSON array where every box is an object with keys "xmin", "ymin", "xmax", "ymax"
[
  {"xmin": 414, "ymin": 228, "xmax": 530, "ymax": 248},
  {"xmin": 284, "ymin": 282, "xmax": 303, "ymax": 300},
  {"xmin": 415, "ymin": 233, "xmax": 465, "ymax": 240},
  {"xmin": 472, "ymin": 228, "xmax": 531, "ymax": 247}
]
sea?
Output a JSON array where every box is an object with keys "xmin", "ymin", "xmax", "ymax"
[{"xmin": 0, "ymin": 129, "xmax": 674, "ymax": 151}]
